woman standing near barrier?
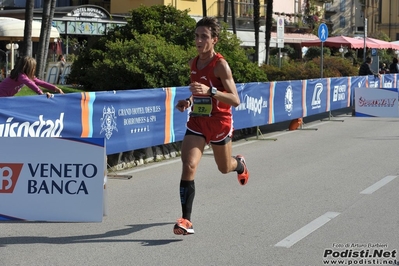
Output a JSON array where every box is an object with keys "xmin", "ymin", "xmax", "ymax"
[
  {"xmin": 0, "ymin": 56, "xmax": 64, "ymax": 98},
  {"xmin": 57, "ymin": 54, "xmax": 66, "ymax": 84},
  {"xmin": 174, "ymin": 17, "xmax": 249, "ymax": 235}
]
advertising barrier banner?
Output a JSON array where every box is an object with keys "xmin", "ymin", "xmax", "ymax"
[
  {"xmin": 329, "ymin": 77, "xmax": 351, "ymax": 111},
  {"xmin": 303, "ymin": 78, "xmax": 328, "ymax": 117},
  {"xmin": 0, "ymin": 137, "xmax": 105, "ymax": 222},
  {"xmin": 0, "ymin": 75, "xmax": 398, "ymax": 155},
  {"xmin": 272, "ymin": 80, "xmax": 303, "ymax": 123},
  {"xmin": 354, "ymin": 87, "xmax": 399, "ymax": 117},
  {"xmin": 233, "ymin": 82, "xmax": 270, "ymax": 129}
]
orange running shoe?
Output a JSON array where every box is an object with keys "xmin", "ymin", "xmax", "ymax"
[
  {"xmin": 236, "ymin": 155, "xmax": 249, "ymax": 185},
  {"xmin": 173, "ymin": 218, "xmax": 195, "ymax": 235}
]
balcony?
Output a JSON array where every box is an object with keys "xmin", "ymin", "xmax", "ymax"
[
  {"xmin": 324, "ymin": 3, "xmax": 337, "ymax": 15},
  {"xmin": 207, "ymin": 0, "xmax": 268, "ymax": 29}
]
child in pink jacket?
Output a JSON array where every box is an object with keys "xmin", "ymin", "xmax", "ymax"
[{"xmin": 0, "ymin": 56, "xmax": 64, "ymax": 98}]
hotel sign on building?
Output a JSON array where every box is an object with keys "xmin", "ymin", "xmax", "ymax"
[
  {"xmin": 51, "ymin": 5, "xmax": 126, "ymax": 36},
  {"xmin": 0, "ymin": 5, "xmax": 127, "ymax": 37}
]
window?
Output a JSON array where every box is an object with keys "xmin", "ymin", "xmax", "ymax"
[
  {"xmin": 340, "ymin": 0, "xmax": 345, "ymax": 12},
  {"xmin": 340, "ymin": 16, "xmax": 345, "ymax": 28}
]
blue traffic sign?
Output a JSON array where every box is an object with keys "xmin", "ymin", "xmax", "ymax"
[{"xmin": 318, "ymin": 23, "xmax": 328, "ymax": 42}]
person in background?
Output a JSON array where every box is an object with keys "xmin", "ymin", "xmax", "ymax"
[
  {"xmin": 389, "ymin": 57, "xmax": 399, "ymax": 74},
  {"xmin": 0, "ymin": 56, "xmax": 64, "ymax": 97},
  {"xmin": 57, "ymin": 54, "xmax": 66, "ymax": 84},
  {"xmin": 173, "ymin": 17, "xmax": 249, "ymax": 236},
  {"xmin": 379, "ymin": 62, "xmax": 389, "ymax": 74},
  {"xmin": 358, "ymin": 57, "xmax": 380, "ymax": 77}
]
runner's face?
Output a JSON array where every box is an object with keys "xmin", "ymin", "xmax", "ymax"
[{"xmin": 194, "ymin": 26, "xmax": 217, "ymax": 54}]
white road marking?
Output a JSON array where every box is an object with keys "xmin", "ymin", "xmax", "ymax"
[
  {"xmin": 360, "ymin": 175, "xmax": 397, "ymax": 195},
  {"xmin": 275, "ymin": 212, "xmax": 340, "ymax": 248}
]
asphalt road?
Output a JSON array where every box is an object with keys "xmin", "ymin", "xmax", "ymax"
[{"xmin": 1, "ymin": 111, "xmax": 399, "ymax": 266}]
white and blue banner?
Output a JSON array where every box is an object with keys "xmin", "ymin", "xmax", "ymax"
[
  {"xmin": 0, "ymin": 137, "xmax": 105, "ymax": 222},
  {"xmin": 355, "ymin": 87, "xmax": 399, "ymax": 117}
]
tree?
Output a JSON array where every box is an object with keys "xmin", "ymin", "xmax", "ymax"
[
  {"xmin": 265, "ymin": 0, "xmax": 273, "ymax": 64},
  {"xmin": 223, "ymin": 0, "xmax": 228, "ymax": 23},
  {"xmin": 68, "ymin": 5, "xmax": 267, "ymax": 90},
  {"xmin": 70, "ymin": 6, "xmax": 197, "ymax": 90},
  {"xmin": 217, "ymin": 25, "xmax": 267, "ymax": 83},
  {"xmin": 253, "ymin": 0, "xmax": 260, "ymax": 63},
  {"xmin": 79, "ymin": 36, "xmax": 196, "ymax": 90},
  {"xmin": 36, "ymin": 0, "xmax": 57, "ymax": 79},
  {"xmin": 117, "ymin": 5, "xmax": 195, "ymax": 48},
  {"xmin": 230, "ymin": 0, "xmax": 236, "ymax": 34},
  {"xmin": 23, "ymin": 0, "xmax": 34, "ymax": 57},
  {"xmin": 202, "ymin": 0, "xmax": 207, "ymax": 17}
]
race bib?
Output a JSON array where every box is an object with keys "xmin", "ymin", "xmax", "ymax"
[{"xmin": 191, "ymin": 96, "xmax": 212, "ymax": 116}]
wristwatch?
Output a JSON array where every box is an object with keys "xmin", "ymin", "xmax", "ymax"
[{"xmin": 210, "ymin": 87, "xmax": 217, "ymax": 97}]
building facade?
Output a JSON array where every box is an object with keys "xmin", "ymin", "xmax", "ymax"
[
  {"xmin": 3, "ymin": 0, "xmax": 397, "ymax": 42},
  {"xmin": 325, "ymin": 0, "xmax": 399, "ymax": 41},
  {"xmin": 11, "ymin": 0, "xmax": 393, "ymax": 61},
  {"xmin": 379, "ymin": 0, "xmax": 399, "ymax": 41}
]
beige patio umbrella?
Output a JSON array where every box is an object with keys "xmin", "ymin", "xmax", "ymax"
[{"xmin": 0, "ymin": 17, "xmax": 60, "ymax": 69}]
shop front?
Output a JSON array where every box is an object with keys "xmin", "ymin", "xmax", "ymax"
[{"xmin": 0, "ymin": 5, "xmax": 127, "ymax": 58}]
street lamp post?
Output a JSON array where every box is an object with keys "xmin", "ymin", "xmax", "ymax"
[
  {"xmin": 339, "ymin": 45, "xmax": 348, "ymax": 58},
  {"xmin": 6, "ymin": 43, "xmax": 19, "ymax": 71},
  {"xmin": 363, "ymin": 17, "xmax": 367, "ymax": 62},
  {"xmin": 53, "ymin": 38, "xmax": 58, "ymax": 62}
]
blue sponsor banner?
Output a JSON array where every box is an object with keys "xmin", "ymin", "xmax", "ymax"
[
  {"xmin": 171, "ymin": 87, "xmax": 192, "ymax": 143},
  {"xmin": 91, "ymin": 89, "xmax": 168, "ymax": 154},
  {"xmin": 381, "ymin": 74, "xmax": 396, "ymax": 89},
  {"xmin": 349, "ymin": 76, "xmax": 367, "ymax": 106},
  {"xmin": 273, "ymin": 80, "xmax": 303, "ymax": 123},
  {"xmin": 303, "ymin": 78, "xmax": 328, "ymax": 117},
  {"xmin": 232, "ymin": 82, "xmax": 270, "ymax": 130},
  {"xmin": 0, "ymin": 76, "xmax": 379, "ymax": 155},
  {"xmin": 366, "ymin": 75, "xmax": 380, "ymax": 88},
  {"xmin": 0, "ymin": 93, "xmax": 81, "ymax": 138},
  {"xmin": 330, "ymin": 77, "xmax": 350, "ymax": 110},
  {"xmin": 350, "ymin": 76, "xmax": 367, "ymax": 91}
]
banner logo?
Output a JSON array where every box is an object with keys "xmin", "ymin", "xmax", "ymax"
[
  {"xmin": 0, "ymin": 163, "xmax": 23, "ymax": 193},
  {"xmin": 383, "ymin": 80, "xmax": 393, "ymax": 88},
  {"xmin": 100, "ymin": 106, "xmax": 118, "ymax": 139},
  {"xmin": 236, "ymin": 93, "xmax": 268, "ymax": 116},
  {"xmin": 369, "ymin": 80, "xmax": 379, "ymax": 88},
  {"xmin": 333, "ymin": 85, "xmax": 346, "ymax": 102},
  {"xmin": 358, "ymin": 97, "xmax": 397, "ymax": 107},
  {"xmin": 311, "ymin": 83, "xmax": 323, "ymax": 109},
  {"xmin": 0, "ymin": 114, "xmax": 64, "ymax": 137},
  {"xmin": 285, "ymin": 85, "xmax": 293, "ymax": 116}
]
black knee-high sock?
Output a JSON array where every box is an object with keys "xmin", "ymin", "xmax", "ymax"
[{"xmin": 180, "ymin": 180, "xmax": 195, "ymax": 221}]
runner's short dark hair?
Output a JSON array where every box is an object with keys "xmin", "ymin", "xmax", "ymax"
[{"xmin": 196, "ymin": 17, "xmax": 220, "ymax": 38}]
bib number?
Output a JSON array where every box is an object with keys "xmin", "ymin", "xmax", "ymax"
[{"xmin": 191, "ymin": 96, "xmax": 212, "ymax": 116}]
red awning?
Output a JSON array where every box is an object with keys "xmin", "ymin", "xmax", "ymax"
[{"xmin": 301, "ymin": 35, "xmax": 378, "ymax": 49}]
